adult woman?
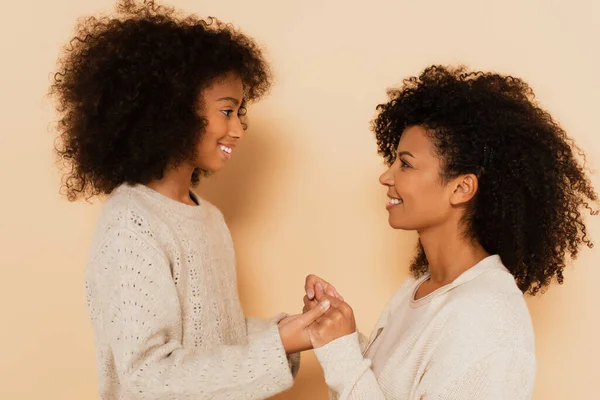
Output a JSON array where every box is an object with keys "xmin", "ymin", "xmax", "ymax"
[{"xmin": 304, "ymin": 65, "xmax": 598, "ymax": 399}]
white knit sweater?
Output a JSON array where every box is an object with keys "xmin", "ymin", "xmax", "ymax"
[
  {"xmin": 314, "ymin": 255, "xmax": 536, "ymax": 399},
  {"xmin": 84, "ymin": 184, "xmax": 299, "ymax": 399}
]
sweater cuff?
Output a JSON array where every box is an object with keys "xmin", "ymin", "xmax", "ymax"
[
  {"xmin": 314, "ymin": 332, "xmax": 370, "ymax": 394},
  {"xmin": 249, "ymin": 321, "xmax": 295, "ymax": 393},
  {"xmin": 272, "ymin": 312, "xmax": 301, "ymax": 378}
]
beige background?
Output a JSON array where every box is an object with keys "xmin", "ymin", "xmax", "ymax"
[{"xmin": 1, "ymin": 0, "xmax": 599, "ymax": 398}]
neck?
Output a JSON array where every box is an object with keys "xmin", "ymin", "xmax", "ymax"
[
  {"xmin": 146, "ymin": 163, "xmax": 197, "ymax": 205},
  {"xmin": 418, "ymin": 217, "xmax": 490, "ymax": 285}
]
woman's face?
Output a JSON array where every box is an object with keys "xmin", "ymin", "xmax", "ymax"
[{"xmin": 379, "ymin": 125, "xmax": 467, "ymax": 232}]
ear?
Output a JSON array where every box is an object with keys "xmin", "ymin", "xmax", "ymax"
[{"xmin": 449, "ymin": 174, "xmax": 479, "ymax": 206}]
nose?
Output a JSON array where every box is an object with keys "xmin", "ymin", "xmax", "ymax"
[
  {"xmin": 379, "ymin": 166, "xmax": 394, "ymax": 187},
  {"xmin": 230, "ymin": 116, "xmax": 245, "ymax": 140}
]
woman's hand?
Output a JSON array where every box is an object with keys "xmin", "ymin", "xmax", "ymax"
[
  {"xmin": 278, "ymin": 300, "xmax": 330, "ymax": 354},
  {"xmin": 306, "ymin": 294, "xmax": 356, "ymax": 348},
  {"xmin": 304, "ymin": 274, "xmax": 343, "ymax": 301}
]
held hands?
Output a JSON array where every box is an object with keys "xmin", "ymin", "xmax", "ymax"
[
  {"xmin": 278, "ymin": 300, "xmax": 330, "ymax": 354},
  {"xmin": 303, "ymin": 275, "xmax": 356, "ymax": 348},
  {"xmin": 278, "ymin": 274, "xmax": 355, "ymax": 354},
  {"xmin": 304, "ymin": 274, "xmax": 344, "ymax": 302}
]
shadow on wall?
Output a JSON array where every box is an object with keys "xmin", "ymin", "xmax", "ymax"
[
  {"xmin": 196, "ymin": 116, "xmax": 287, "ymax": 308},
  {"xmin": 197, "ymin": 116, "xmax": 284, "ymax": 228},
  {"xmin": 196, "ymin": 117, "xmax": 331, "ymax": 399}
]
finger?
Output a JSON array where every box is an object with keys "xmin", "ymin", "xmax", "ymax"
[
  {"xmin": 315, "ymin": 282, "xmax": 326, "ymax": 301},
  {"xmin": 303, "ymin": 296, "xmax": 317, "ymax": 312},
  {"xmin": 306, "ymin": 321, "xmax": 319, "ymax": 338},
  {"xmin": 303, "ymin": 295, "xmax": 311, "ymax": 307},
  {"xmin": 313, "ymin": 309, "xmax": 330, "ymax": 325},
  {"xmin": 325, "ymin": 286, "xmax": 344, "ymax": 301},
  {"xmin": 293, "ymin": 299, "xmax": 330, "ymax": 328},
  {"xmin": 320, "ymin": 294, "xmax": 350, "ymax": 312},
  {"xmin": 279, "ymin": 314, "xmax": 300, "ymax": 327},
  {"xmin": 314, "ymin": 300, "xmax": 340, "ymax": 324},
  {"xmin": 305, "ymin": 274, "xmax": 317, "ymax": 300},
  {"xmin": 302, "ymin": 296, "xmax": 314, "ymax": 313},
  {"xmin": 330, "ymin": 285, "xmax": 344, "ymax": 301},
  {"xmin": 319, "ymin": 293, "xmax": 345, "ymax": 309},
  {"xmin": 303, "ymin": 297, "xmax": 316, "ymax": 314},
  {"xmin": 313, "ymin": 308, "xmax": 337, "ymax": 326}
]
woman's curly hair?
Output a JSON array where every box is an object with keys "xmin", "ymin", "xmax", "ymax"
[
  {"xmin": 372, "ymin": 65, "xmax": 598, "ymax": 295},
  {"xmin": 50, "ymin": 0, "xmax": 272, "ymax": 200}
]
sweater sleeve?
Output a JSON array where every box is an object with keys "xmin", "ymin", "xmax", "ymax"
[
  {"xmin": 314, "ymin": 332, "xmax": 387, "ymax": 400},
  {"xmin": 315, "ymin": 334, "xmax": 535, "ymax": 400},
  {"xmin": 246, "ymin": 315, "xmax": 301, "ymax": 378},
  {"xmin": 423, "ymin": 348, "xmax": 536, "ymax": 400},
  {"xmin": 94, "ymin": 228, "xmax": 294, "ymax": 399}
]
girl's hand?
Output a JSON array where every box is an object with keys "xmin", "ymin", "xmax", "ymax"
[{"xmin": 278, "ymin": 300, "xmax": 330, "ymax": 354}]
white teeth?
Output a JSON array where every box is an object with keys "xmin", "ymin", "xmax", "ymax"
[
  {"xmin": 219, "ymin": 145, "xmax": 232, "ymax": 154},
  {"xmin": 388, "ymin": 198, "xmax": 403, "ymax": 205}
]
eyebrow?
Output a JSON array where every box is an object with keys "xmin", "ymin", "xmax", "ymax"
[
  {"xmin": 217, "ymin": 97, "xmax": 241, "ymax": 106},
  {"xmin": 397, "ymin": 150, "xmax": 416, "ymax": 159}
]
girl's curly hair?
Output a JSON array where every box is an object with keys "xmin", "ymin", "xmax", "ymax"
[
  {"xmin": 50, "ymin": 0, "xmax": 272, "ymax": 200},
  {"xmin": 372, "ymin": 65, "xmax": 598, "ymax": 295}
]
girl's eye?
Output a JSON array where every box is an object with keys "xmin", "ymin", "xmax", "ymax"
[{"xmin": 222, "ymin": 110, "xmax": 233, "ymax": 117}]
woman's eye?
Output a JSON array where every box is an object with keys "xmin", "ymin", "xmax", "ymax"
[{"xmin": 400, "ymin": 159, "xmax": 410, "ymax": 168}]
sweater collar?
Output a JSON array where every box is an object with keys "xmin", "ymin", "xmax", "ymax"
[{"xmin": 365, "ymin": 254, "xmax": 506, "ymax": 352}]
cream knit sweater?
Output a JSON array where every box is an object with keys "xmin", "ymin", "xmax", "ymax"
[
  {"xmin": 314, "ymin": 255, "xmax": 536, "ymax": 399},
  {"xmin": 84, "ymin": 184, "xmax": 299, "ymax": 399}
]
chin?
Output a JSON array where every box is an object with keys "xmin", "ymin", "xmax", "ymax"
[
  {"xmin": 198, "ymin": 161, "xmax": 225, "ymax": 174},
  {"xmin": 207, "ymin": 165, "xmax": 224, "ymax": 173},
  {"xmin": 388, "ymin": 218, "xmax": 414, "ymax": 231}
]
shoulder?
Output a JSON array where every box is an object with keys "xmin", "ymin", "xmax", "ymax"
[
  {"xmin": 436, "ymin": 267, "xmax": 535, "ymax": 352},
  {"xmin": 193, "ymin": 193, "xmax": 225, "ymax": 220},
  {"xmin": 89, "ymin": 184, "xmax": 171, "ymax": 257},
  {"xmin": 98, "ymin": 184, "xmax": 162, "ymax": 232}
]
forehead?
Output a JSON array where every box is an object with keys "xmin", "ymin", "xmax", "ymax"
[
  {"xmin": 397, "ymin": 125, "xmax": 434, "ymax": 153},
  {"xmin": 203, "ymin": 72, "xmax": 244, "ymax": 100}
]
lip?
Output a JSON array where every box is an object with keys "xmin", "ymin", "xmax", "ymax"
[
  {"xmin": 218, "ymin": 143, "xmax": 235, "ymax": 159},
  {"xmin": 386, "ymin": 194, "xmax": 403, "ymax": 210},
  {"xmin": 386, "ymin": 202, "xmax": 402, "ymax": 210}
]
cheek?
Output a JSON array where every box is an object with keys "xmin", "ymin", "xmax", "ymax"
[
  {"xmin": 203, "ymin": 118, "xmax": 228, "ymax": 139},
  {"xmin": 394, "ymin": 171, "xmax": 443, "ymax": 202},
  {"xmin": 193, "ymin": 131, "xmax": 226, "ymax": 171},
  {"xmin": 391, "ymin": 176, "xmax": 448, "ymax": 222},
  {"xmin": 393, "ymin": 171, "xmax": 420, "ymax": 200},
  {"xmin": 197, "ymin": 127, "xmax": 221, "ymax": 152},
  {"xmin": 196, "ymin": 138, "xmax": 214, "ymax": 158}
]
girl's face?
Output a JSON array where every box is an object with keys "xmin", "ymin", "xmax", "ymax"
[
  {"xmin": 379, "ymin": 125, "xmax": 476, "ymax": 232},
  {"xmin": 195, "ymin": 72, "xmax": 245, "ymax": 172}
]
